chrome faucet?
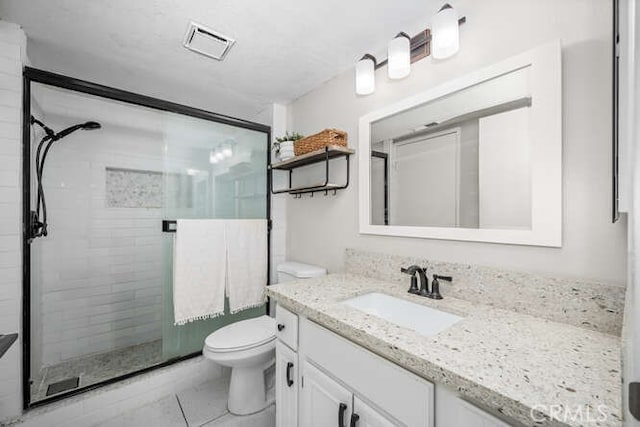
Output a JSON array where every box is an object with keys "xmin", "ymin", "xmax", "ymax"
[{"xmin": 400, "ymin": 265, "xmax": 429, "ymax": 296}]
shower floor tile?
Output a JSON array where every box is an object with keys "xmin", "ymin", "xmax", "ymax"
[{"xmin": 31, "ymin": 339, "xmax": 164, "ymax": 403}]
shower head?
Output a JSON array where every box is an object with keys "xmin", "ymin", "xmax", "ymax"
[
  {"xmin": 30, "ymin": 117, "xmax": 102, "ymax": 142},
  {"xmin": 82, "ymin": 121, "xmax": 101, "ymax": 130},
  {"xmin": 54, "ymin": 121, "xmax": 102, "ymax": 140}
]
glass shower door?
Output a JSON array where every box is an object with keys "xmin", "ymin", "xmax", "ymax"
[{"xmin": 160, "ymin": 113, "xmax": 269, "ymax": 359}]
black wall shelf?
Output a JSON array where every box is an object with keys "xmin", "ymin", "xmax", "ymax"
[{"xmin": 270, "ymin": 145, "xmax": 354, "ymax": 196}]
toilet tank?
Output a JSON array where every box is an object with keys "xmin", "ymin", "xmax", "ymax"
[{"xmin": 277, "ymin": 261, "xmax": 326, "ymax": 283}]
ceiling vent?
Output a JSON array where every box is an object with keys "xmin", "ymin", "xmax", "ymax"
[{"xmin": 183, "ymin": 22, "xmax": 235, "ymax": 61}]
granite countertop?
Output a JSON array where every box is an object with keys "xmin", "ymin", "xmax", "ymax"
[{"xmin": 266, "ymin": 274, "xmax": 622, "ymax": 427}]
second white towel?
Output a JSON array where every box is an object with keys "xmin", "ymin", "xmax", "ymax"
[{"xmin": 225, "ymin": 219, "xmax": 268, "ymax": 313}]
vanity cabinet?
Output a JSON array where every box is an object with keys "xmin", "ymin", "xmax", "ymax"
[
  {"xmin": 299, "ymin": 362, "xmax": 397, "ymax": 427},
  {"xmin": 274, "ymin": 304, "xmax": 514, "ymax": 427},
  {"xmin": 299, "ymin": 317, "xmax": 433, "ymax": 426},
  {"xmin": 299, "ymin": 362, "xmax": 354, "ymax": 426},
  {"xmin": 275, "ymin": 305, "xmax": 300, "ymax": 427},
  {"xmin": 353, "ymin": 397, "xmax": 397, "ymax": 427},
  {"xmin": 276, "ymin": 340, "xmax": 298, "ymax": 427}
]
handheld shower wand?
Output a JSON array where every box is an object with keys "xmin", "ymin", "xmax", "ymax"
[{"xmin": 28, "ymin": 116, "xmax": 101, "ymax": 241}]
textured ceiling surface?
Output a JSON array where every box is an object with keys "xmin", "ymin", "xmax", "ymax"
[{"xmin": 0, "ymin": 0, "xmax": 435, "ymax": 120}]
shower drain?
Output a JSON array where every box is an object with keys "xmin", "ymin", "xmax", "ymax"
[{"xmin": 46, "ymin": 376, "xmax": 79, "ymax": 396}]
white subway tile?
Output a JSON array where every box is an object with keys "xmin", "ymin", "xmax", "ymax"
[
  {"xmin": 0, "ymin": 154, "xmax": 18, "ymax": 171},
  {"xmin": 0, "ymin": 58, "xmax": 20, "ymax": 76},
  {"xmin": 0, "ymin": 169, "xmax": 18, "ymax": 187},
  {"xmin": 0, "ymin": 105, "xmax": 19, "ymax": 123},
  {"xmin": 0, "ymin": 88, "xmax": 20, "ymax": 107},
  {"xmin": 0, "ymin": 137, "xmax": 18, "ymax": 156}
]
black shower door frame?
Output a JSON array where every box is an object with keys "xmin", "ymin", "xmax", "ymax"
[{"xmin": 21, "ymin": 67, "xmax": 272, "ymax": 410}]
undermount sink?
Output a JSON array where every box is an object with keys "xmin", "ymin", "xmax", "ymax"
[{"xmin": 341, "ymin": 292, "xmax": 462, "ymax": 336}]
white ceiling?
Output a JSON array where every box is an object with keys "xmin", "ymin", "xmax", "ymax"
[{"xmin": 0, "ymin": 0, "xmax": 437, "ymax": 121}]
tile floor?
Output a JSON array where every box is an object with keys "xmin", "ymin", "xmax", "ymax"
[
  {"xmin": 97, "ymin": 375, "xmax": 276, "ymax": 427},
  {"xmin": 32, "ymin": 340, "xmax": 164, "ymax": 402}
]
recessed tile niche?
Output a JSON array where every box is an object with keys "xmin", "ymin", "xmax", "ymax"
[{"xmin": 105, "ymin": 167, "xmax": 193, "ymax": 208}]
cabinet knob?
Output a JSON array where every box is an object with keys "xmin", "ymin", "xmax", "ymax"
[{"xmin": 277, "ymin": 323, "xmax": 285, "ymax": 331}]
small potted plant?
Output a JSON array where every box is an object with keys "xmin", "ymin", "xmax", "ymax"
[{"xmin": 273, "ymin": 132, "xmax": 304, "ymax": 160}]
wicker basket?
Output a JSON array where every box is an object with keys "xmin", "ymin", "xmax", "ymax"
[{"xmin": 294, "ymin": 129, "xmax": 348, "ymax": 156}]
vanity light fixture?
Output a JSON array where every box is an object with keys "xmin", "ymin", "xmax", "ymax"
[
  {"xmin": 388, "ymin": 32, "xmax": 411, "ymax": 79},
  {"xmin": 431, "ymin": 3, "xmax": 460, "ymax": 59},
  {"xmin": 356, "ymin": 54, "xmax": 376, "ymax": 95},
  {"xmin": 354, "ymin": 3, "xmax": 465, "ymax": 95}
]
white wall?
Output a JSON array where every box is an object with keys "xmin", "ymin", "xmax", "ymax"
[
  {"xmin": 287, "ymin": 0, "xmax": 627, "ymax": 284},
  {"xmin": 0, "ymin": 19, "xmax": 25, "ymax": 423}
]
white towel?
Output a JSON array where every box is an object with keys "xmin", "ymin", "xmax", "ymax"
[
  {"xmin": 225, "ymin": 219, "xmax": 268, "ymax": 313},
  {"xmin": 173, "ymin": 219, "xmax": 226, "ymax": 325}
]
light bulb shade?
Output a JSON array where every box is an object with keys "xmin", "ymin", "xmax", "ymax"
[
  {"xmin": 215, "ymin": 151, "xmax": 225, "ymax": 161},
  {"xmin": 209, "ymin": 150, "xmax": 218, "ymax": 164},
  {"xmin": 431, "ymin": 4, "xmax": 459, "ymax": 59},
  {"xmin": 388, "ymin": 34, "xmax": 411, "ymax": 79},
  {"xmin": 355, "ymin": 55, "xmax": 376, "ymax": 95},
  {"xmin": 222, "ymin": 145, "xmax": 233, "ymax": 158}
]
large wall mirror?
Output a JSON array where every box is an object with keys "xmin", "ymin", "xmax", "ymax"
[{"xmin": 359, "ymin": 42, "xmax": 562, "ymax": 246}]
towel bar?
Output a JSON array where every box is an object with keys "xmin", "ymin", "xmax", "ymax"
[
  {"xmin": 162, "ymin": 219, "xmax": 272, "ymax": 233},
  {"xmin": 162, "ymin": 220, "xmax": 177, "ymax": 233}
]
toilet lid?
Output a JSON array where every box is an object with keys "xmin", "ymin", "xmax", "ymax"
[{"xmin": 205, "ymin": 315, "xmax": 275, "ymax": 352}]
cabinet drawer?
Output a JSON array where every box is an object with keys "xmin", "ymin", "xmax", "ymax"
[{"xmin": 275, "ymin": 304, "xmax": 298, "ymax": 350}]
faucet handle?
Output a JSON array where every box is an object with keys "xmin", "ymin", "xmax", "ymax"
[
  {"xmin": 401, "ymin": 266, "xmax": 420, "ymax": 294},
  {"xmin": 429, "ymin": 274, "xmax": 452, "ymax": 300}
]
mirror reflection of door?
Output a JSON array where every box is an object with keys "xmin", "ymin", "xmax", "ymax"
[
  {"xmin": 391, "ymin": 129, "xmax": 460, "ymax": 227},
  {"xmin": 370, "ymin": 151, "xmax": 388, "ymax": 225}
]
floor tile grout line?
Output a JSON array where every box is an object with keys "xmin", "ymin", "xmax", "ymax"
[{"xmin": 175, "ymin": 393, "xmax": 189, "ymax": 426}]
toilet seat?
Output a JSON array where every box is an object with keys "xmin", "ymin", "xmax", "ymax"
[{"xmin": 205, "ymin": 315, "xmax": 275, "ymax": 353}]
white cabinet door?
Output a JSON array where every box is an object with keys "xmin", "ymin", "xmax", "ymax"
[
  {"xmin": 352, "ymin": 397, "xmax": 398, "ymax": 427},
  {"xmin": 300, "ymin": 361, "xmax": 353, "ymax": 427},
  {"xmin": 276, "ymin": 341, "xmax": 298, "ymax": 427}
]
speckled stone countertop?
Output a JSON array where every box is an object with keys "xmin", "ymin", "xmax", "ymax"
[{"xmin": 266, "ymin": 274, "xmax": 622, "ymax": 427}]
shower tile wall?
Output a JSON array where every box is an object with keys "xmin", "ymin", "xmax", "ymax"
[
  {"xmin": 34, "ymin": 113, "xmax": 166, "ymax": 367},
  {"xmin": 0, "ymin": 21, "xmax": 26, "ymax": 421}
]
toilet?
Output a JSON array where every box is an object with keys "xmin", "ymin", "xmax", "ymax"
[{"xmin": 203, "ymin": 261, "xmax": 326, "ymax": 415}]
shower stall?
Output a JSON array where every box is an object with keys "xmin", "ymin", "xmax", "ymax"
[{"xmin": 22, "ymin": 68, "xmax": 270, "ymax": 407}]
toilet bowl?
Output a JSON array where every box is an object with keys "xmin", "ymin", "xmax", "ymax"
[
  {"xmin": 203, "ymin": 315, "xmax": 276, "ymax": 415},
  {"xmin": 203, "ymin": 262, "xmax": 326, "ymax": 415}
]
